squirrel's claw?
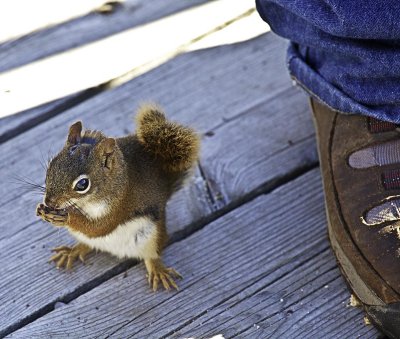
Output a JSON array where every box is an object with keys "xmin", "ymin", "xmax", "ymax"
[
  {"xmin": 51, "ymin": 245, "xmax": 71, "ymax": 252},
  {"xmin": 145, "ymin": 258, "xmax": 182, "ymax": 292},
  {"xmin": 49, "ymin": 243, "xmax": 92, "ymax": 270},
  {"xmin": 37, "ymin": 204, "xmax": 68, "ymax": 227}
]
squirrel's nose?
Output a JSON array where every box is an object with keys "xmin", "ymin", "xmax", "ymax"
[{"xmin": 44, "ymin": 196, "xmax": 59, "ymax": 209}]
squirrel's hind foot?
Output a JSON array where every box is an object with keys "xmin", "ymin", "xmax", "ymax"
[
  {"xmin": 145, "ymin": 258, "xmax": 182, "ymax": 292},
  {"xmin": 49, "ymin": 243, "xmax": 92, "ymax": 270}
]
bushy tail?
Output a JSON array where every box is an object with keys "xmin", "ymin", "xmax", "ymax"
[{"xmin": 136, "ymin": 104, "xmax": 200, "ymax": 172}]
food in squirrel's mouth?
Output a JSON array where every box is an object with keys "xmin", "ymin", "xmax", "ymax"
[{"xmin": 37, "ymin": 203, "xmax": 68, "ymax": 216}]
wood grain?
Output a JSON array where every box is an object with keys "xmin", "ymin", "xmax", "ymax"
[
  {"xmin": 200, "ymin": 85, "xmax": 317, "ymax": 206},
  {"xmin": 0, "ymin": 34, "xmax": 316, "ymax": 336},
  {"xmin": 0, "ymin": 1, "xmax": 384, "ymax": 337},
  {"xmin": 0, "ymin": 0, "xmax": 257, "ymax": 116},
  {"xmin": 9, "ymin": 170, "xmax": 378, "ymax": 338},
  {"xmin": 0, "ymin": 0, "xmax": 208, "ymax": 72},
  {"xmin": 0, "ymin": 0, "xmax": 208, "ymax": 143},
  {"xmin": 0, "ymin": 0, "xmax": 262, "ymax": 143},
  {"xmin": 0, "ymin": 89, "xmax": 104, "ymax": 143},
  {"xmin": 0, "ymin": 0, "xmax": 107, "ymax": 43},
  {"xmin": 0, "ymin": 34, "xmax": 297, "ymax": 240}
]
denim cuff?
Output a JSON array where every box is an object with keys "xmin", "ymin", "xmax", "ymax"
[{"xmin": 287, "ymin": 42, "xmax": 400, "ymax": 123}]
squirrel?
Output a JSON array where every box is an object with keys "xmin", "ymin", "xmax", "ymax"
[{"xmin": 36, "ymin": 104, "xmax": 200, "ymax": 291}]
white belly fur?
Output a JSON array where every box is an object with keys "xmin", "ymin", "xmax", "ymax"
[{"xmin": 70, "ymin": 216, "xmax": 158, "ymax": 259}]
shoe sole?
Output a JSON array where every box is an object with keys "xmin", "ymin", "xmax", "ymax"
[{"xmin": 328, "ymin": 216, "xmax": 400, "ymax": 338}]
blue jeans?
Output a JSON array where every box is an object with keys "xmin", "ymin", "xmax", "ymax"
[{"xmin": 256, "ymin": 0, "xmax": 400, "ymax": 123}]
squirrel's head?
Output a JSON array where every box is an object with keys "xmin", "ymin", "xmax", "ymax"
[{"xmin": 44, "ymin": 121, "xmax": 127, "ymax": 219}]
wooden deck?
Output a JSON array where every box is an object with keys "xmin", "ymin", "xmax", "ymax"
[{"xmin": 0, "ymin": 1, "xmax": 379, "ymax": 337}]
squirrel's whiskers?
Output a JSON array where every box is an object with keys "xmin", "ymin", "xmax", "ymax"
[{"xmin": 12, "ymin": 174, "xmax": 45, "ymax": 196}]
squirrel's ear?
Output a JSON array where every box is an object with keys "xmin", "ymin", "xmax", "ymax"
[
  {"xmin": 67, "ymin": 121, "xmax": 82, "ymax": 145},
  {"xmin": 96, "ymin": 138, "xmax": 116, "ymax": 170}
]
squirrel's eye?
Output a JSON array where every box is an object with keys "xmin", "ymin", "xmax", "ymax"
[{"xmin": 73, "ymin": 176, "xmax": 91, "ymax": 194}]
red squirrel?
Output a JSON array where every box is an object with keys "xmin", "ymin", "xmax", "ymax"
[{"xmin": 36, "ymin": 104, "xmax": 200, "ymax": 291}]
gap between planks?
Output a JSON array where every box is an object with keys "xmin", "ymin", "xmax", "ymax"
[
  {"xmin": 1, "ymin": 163, "xmax": 317, "ymax": 338},
  {"xmin": 0, "ymin": 84, "xmax": 106, "ymax": 144},
  {"xmin": 8, "ymin": 169, "xmax": 378, "ymax": 338},
  {"xmin": 0, "ymin": 2, "xmax": 266, "ymax": 144},
  {"xmin": 0, "ymin": 0, "xmax": 264, "ymax": 119},
  {"xmin": 0, "ymin": 33, "xmax": 315, "ymax": 336},
  {"xmin": 0, "ymin": 0, "xmax": 209, "ymax": 72}
]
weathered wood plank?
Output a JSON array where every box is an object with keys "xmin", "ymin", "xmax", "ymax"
[
  {"xmin": 177, "ymin": 253, "xmax": 375, "ymax": 338},
  {"xmin": 0, "ymin": 0, "xmax": 207, "ymax": 72},
  {"xmin": 1, "ymin": 33, "xmax": 294, "ymax": 239},
  {"xmin": 0, "ymin": 0, "xmax": 209, "ymax": 143},
  {"xmin": 0, "ymin": 0, "xmax": 257, "ymax": 117},
  {"xmin": 0, "ymin": 88, "xmax": 105, "ymax": 143},
  {"xmin": 0, "ymin": 0, "xmax": 107, "ymax": 43},
  {"xmin": 0, "ymin": 95, "xmax": 74, "ymax": 143},
  {"xmin": 0, "ymin": 0, "xmax": 209, "ymax": 142},
  {"xmin": 0, "ymin": 168, "xmax": 211, "ymax": 337},
  {"xmin": 200, "ymin": 85, "xmax": 317, "ymax": 207},
  {"xmin": 0, "ymin": 34, "xmax": 315, "ymax": 335},
  {"xmin": 9, "ymin": 170, "xmax": 378, "ymax": 338},
  {"xmin": 0, "ymin": 0, "xmax": 262, "ymax": 143}
]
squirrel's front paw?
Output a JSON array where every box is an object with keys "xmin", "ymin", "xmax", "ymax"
[
  {"xmin": 36, "ymin": 203, "xmax": 68, "ymax": 226},
  {"xmin": 145, "ymin": 258, "xmax": 182, "ymax": 292},
  {"xmin": 49, "ymin": 243, "xmax": 91, "ymax": 270}
]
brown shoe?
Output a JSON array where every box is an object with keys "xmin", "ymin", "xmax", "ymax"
[{"xmin": 311, "ymin": 98, "xmax": 400, "ymax": 338}]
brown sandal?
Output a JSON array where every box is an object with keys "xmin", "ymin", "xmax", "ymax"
[{"xmin": 311, "ymin": 98, "xmax": 400, "ymax": 338}]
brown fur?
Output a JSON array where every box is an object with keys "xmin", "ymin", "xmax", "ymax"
[
  {"xmin": 38, "ymin": 103, "xmax": 199, "ymax": 290},
  {"xmin": 136, "ymin": 104, "xmax": 200, "ymax": 173}
]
